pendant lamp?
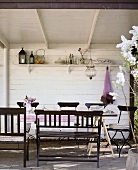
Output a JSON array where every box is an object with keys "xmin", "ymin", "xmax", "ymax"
[{"xmin": 85, "ymin": 50, "xmax": 96, "ymax": 80}]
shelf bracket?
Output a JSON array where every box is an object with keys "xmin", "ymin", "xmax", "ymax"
[
  {"xmin": 27, "ymin": 64, "xmax": 32, "ymax": 73},
  {"xmin": 68, "ymin": 65, "xmax": 72, "ymax": 73}
]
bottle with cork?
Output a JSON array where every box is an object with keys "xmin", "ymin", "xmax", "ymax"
[{"xmin": 29, "ymin": 51, "xmax": 35, "ymax": 64}]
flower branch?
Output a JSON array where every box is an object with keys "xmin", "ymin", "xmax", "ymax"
[{"xmin": 115, "ymin": 26, "xmax": 138, "ymax": 145}]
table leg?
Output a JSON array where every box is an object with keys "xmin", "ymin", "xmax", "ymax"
[
  {"xmin": 102, "ymin": 118, "xmax": 115, "ymax": 158},
  {"xmin": 88, "ymin": 117, "xmax": 115, "ymax": 158}
]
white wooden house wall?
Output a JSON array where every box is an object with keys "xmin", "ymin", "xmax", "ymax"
[
  {"xmin": 0, "ymin": 44, "xmax": 130, "ymax": 137},
  {"xmin": 0, "ymin": 50, "xmax": 3, "ymax": 106}
]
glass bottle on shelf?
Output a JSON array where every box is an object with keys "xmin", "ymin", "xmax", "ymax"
[
  {"xmin": 72, "ymin": 54, "xmax": 74, "ymax": 64},
  {"xmin": 68, "ymin": 54, "xmax": 71, "ymax": 64},
  {"xmin": 29, "ymin": 51, "xmax": 35, "ymax": 64}
]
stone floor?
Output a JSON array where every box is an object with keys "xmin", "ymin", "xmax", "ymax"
[{"xmin": 0, "ymin": 140, "xmax": 128, "ymax": 170}]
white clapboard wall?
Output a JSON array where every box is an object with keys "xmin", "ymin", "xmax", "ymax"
[
  {"xmin": 0, "ymin": 50, "xmax": 3, "ymax": 106},
  {"xmin": 0, "ymin": 45, "xmax": 130, "ymax": 138}
]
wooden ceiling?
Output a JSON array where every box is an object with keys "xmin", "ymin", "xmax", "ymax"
[
  {"xmin": 0, "ymin": 9, "xmax": 138, "ymax": 49},
  {"xmin": 0, "ymin": 1, "xmax": 138, "ymax": 49}
]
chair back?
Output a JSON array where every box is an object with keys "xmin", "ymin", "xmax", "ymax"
[
  {"xmin": 85, "ymin": 103, "xmax": 106, "ymax": 110},
  {"xmin": 117, "ymin": 105, "xmax": 137, "ymax": 123},
  {"xmin": 17, "ymin": 102, "xmax": 39, "ymax": 108},
  {"xmin": 57, "ymin": 102, "xmax": 79, "ymax": 110}
]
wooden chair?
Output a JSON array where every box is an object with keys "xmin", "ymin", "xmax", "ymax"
[
  {"xmin": 0, "ymin": 107, "xmax": 29, "ymax": 167},
  {"xmin": 107, "ymin": 105, "xmax": 137, "ymax": 157}
]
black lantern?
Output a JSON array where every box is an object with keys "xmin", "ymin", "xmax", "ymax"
[{"xmin": 19, "ymin": 47, "xmax": 27, "ymax": 64}]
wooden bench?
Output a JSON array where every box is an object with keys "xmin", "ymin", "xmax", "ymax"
[
  {"xmin": 35, "ymin": 109, "xmax": 103, "ymax": 168},
  {"xmin": 0, "ymin": 107, "xmax": 30, "ymax": 167}
]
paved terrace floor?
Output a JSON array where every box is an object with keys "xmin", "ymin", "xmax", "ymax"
[{"xmin": 0, "ymin": 140, "xmax": 128, "ymax": 170}]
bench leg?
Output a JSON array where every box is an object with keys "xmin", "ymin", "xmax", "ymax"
[
  {"xmin": 26, "ymin": 137, "xmax": 30, "ymax": 161},
  {"xmin": 24, "ymin": 142, "xmax": 27, "ymax": 167},
  {"xmin": 37, "ymin": 137, "xmax": 40, "ymax": 167}
]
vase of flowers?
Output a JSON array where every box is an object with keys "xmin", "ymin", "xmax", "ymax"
[
  {"xmin": 24, "ymin": 95, "xmax": 36, "ymax": 113},
  {"xmin": 78, "ymin": 48, "xmax": 88, "ymax": 64},
  {"xmin": 115, "ymin": 26, "xmax": 138, "ymax": 170}
]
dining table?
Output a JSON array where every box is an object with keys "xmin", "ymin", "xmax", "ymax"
[{"xmin": 19, "ymin": 101, "xmax": 118, "ymax": 157}]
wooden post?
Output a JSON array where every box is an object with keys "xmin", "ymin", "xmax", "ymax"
[{"xmin": 130, "ymin": 73, "xmax": 134, "ymax": 140}]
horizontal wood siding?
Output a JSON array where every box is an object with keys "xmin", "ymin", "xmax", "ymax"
[
  {"xmin": 0, "ymin": 45, "xmax": 130, "ymax": 138},
  {"xmin": 9, "ymin": 46, "xmax": 129, "ymax": 110},
  {"xmin": 0, "ymin": 50, "xmax": 4, "ymax": 106}
]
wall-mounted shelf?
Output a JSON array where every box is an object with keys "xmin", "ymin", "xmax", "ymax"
[{"xmin": 16, "ymin": 63, "xmax": 120, "ymax": 73}]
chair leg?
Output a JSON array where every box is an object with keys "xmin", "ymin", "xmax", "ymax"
[
  {"xmin": 108, "ymin": 131, "xmax": 119, "ymax": 151},
  {"xmin": 119, "ymin": 131, "xmax": 131, "ymax": 157},
  {"xmin": 97, "ymin": 137, "xmax": 100, "ymax": 168}
]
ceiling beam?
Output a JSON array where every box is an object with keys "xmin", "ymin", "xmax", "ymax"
[
  {"xmin": 0, "ymin": 32, "xmax": 9, "ymax": 49},
  {"xmin": 87, "ymin": 9, "xmax": 100, "ymax": 49},
  {"xmin": 35, "ymin": 9, "xmax": 49, "ymax": 49},
  {"xmin": 0, "ymin": 1, "xmax": 138, "ymax": 9}
]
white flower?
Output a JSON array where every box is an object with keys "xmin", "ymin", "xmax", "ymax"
[
  {"xmin": 109, "ymin": 92, "xmax": 118, "ymax": 100},
  {"xmin": 116, "ymin": 67, "xmax": 125, "ymax": 86},
  {"xmin": 131, "ymin": 69, "xmax": 138, "ymax": 78},
  {"xmin": 132, "ymin": 36, "xmax": 137, "ymax": 46},
  {"xmin": 116, "ymin": 35, "xmax": 133, "ymax": 52},
  {"xmin": 122, "ymin": 51, "xmax": 136, "ymax": 65},
  {"xmin": 129, "ymin": 26, "xmax": 138, "ymax": 38},
  {"xmin": 114, "ymin": 26, "xmax": 138, "ymax": 107}
]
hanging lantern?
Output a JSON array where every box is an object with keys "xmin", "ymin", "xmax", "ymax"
[
  {"xmin": 19, "ymin": 47, "xmax": 27, "ymax": 64},
  {"xmin": 85, "ymin": 59, "xmax": 96, "ymax": 79},
  {"xmin": 85, "ymin": 50, "xmax": 96, "ymax": 80}
]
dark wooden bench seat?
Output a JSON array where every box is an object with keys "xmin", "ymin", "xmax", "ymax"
[
  {"xmin": 35, "ymin": 109, "xmax": 103, "ymax": 168},
  {"xmin": 0, "ymin": 107, "xmax": 30, "ymax": 167}
]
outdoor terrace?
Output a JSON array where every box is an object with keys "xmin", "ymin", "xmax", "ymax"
[{"xmin": 0, "ymin": 140, "xmax": 128, "ymax": 170}]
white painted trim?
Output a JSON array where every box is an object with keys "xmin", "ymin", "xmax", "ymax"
[
  {"xmin": 87, "ymin": 9, "xmax": 100, "ymax": 49},
  {"xmin": 3, "ymin": 47, "xmax": 9, "ymax": 106},
  {"xmin": 35, "ymin": 9, "xmax": 49, "ymax": 49},
  {"xmin": 0, "ymin": 33, "xmax": 9, "ymax": 49}
]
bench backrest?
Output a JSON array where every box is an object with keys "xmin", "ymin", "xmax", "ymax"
[
  {"xmin": 35, "ymin": 110, "xmax": 103, "ymax": 133},
  {"xmin": 0, "ymin": 108, "xmax": 26, "ymax": 137}
]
